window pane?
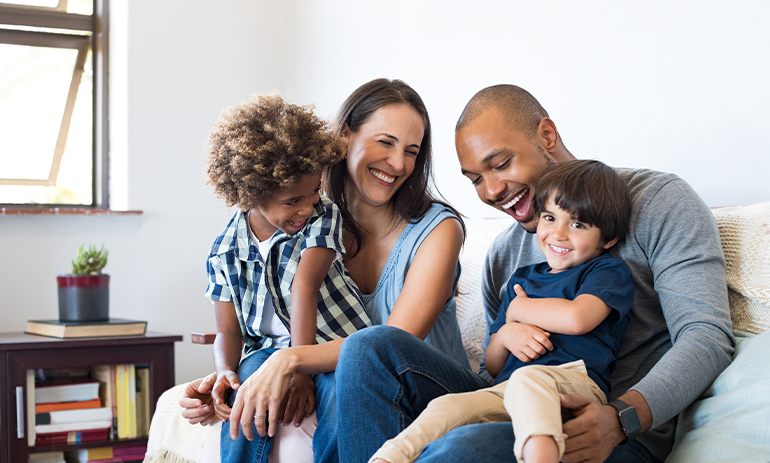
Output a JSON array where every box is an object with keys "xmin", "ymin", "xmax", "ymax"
[
  {"xmin": 0, "ymin": 42, "xmax": 92, "ymax": 205},
  {"xmin": 56, "ymin": 48, "xmax": 92, "ymax": 203},
  {"xmin": 67, "ymin": 0, "xmax": 93, "ymax": 15},
  {"xmin": 0, "ymin": 43, "xmax": 76, "ymax": 179},
  {"xmin": 0, "ymin": 0, "xmax": 60, "ymax": 8}
]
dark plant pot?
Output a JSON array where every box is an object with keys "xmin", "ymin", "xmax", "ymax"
[{"xmin": 57, "ymin": 274, "xmax": 110, "ymax": 322}]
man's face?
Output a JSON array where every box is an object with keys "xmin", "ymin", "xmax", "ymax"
[{"xmin": 456, "ymin": 109, "xmax": 555, "ymax": 233}]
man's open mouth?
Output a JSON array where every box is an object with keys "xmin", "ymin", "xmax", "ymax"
[{"xmin": 501, "ymin": 189, "xmax": 530, "ymax": 217}]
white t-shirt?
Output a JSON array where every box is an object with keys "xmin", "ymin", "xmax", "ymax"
[{"xmin": 247, "ymin": 215, "xmax": 291, "ymax": 349}]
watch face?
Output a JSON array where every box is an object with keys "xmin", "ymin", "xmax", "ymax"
[
  {"xmin": 610, "ymin": 400, "xmax": 641, "ymax": 439},
  {"xmin": 620, "ymin": 407, "xmax": 642, "ymax": 437}
]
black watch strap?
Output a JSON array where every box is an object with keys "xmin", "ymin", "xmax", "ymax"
[{"xmin": 608, "ymin": 400, "xmax": 641, "ymax": 443}]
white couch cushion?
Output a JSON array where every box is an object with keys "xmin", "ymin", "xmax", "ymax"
[{"xmin": 666, "ymin": 329, "xmax": 770, "ymax": 462}]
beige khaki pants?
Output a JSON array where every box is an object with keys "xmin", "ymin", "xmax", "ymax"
[{"xmin": 369, "ymin": 360, "xmax": 606, "ymax": 463}]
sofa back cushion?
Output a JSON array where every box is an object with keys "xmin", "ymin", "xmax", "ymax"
[{"xmin": 713, "ymin": 201, "xmax": 770, "ymax": 334}]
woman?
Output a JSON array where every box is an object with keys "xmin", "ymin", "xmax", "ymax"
[{"xmin": 181, "ymin": 78, "xmax": 478, "ymax": 462}]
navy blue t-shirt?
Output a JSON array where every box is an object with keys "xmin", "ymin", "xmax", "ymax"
[{"xmin": 489, "ymin": 252, "xmax": 634, "ymax": 398}]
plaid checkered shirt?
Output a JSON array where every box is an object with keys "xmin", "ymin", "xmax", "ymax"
[{"xmin": 205, "ymin": 195, "xmax": 371, "ymax": 356}]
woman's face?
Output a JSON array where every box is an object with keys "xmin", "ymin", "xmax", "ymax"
[{"xmin": 344, "ymin": 103, "xmax": 425, "ymax": 208}]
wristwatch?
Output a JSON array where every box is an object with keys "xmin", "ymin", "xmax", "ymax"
[{"xmin": 608, "ymin": 400, "xmax": 641, "ymax": 443}]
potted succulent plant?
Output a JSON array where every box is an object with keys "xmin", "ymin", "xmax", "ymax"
[{"xmin": 57, "ymin": 244, "xmax": 110, "ymax": 322}]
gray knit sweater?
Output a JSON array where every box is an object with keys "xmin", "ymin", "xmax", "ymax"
[{"xmin": 480, "ymin": 168, "xmax": 735, "ymax": 461}]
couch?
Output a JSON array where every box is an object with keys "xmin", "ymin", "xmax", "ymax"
[{"xmin": 144, "ymin": 202, "xmax": 770, "ymax": 463}]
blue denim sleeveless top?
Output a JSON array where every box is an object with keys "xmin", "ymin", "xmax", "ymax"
[{"xmin": 362, "ymin": 203, "xmax": 471, "ymax": 370}]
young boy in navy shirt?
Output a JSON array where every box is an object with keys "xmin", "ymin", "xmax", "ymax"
[{"xmin": 371, "ymin": 160, "xmax": 634, "ymax": 463}]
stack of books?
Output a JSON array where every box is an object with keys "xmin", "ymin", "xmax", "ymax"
[{"xmin": 34, "ymin": 381, "xmax": 112, "ymax": 445}]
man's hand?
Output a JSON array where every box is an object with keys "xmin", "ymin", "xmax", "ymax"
[{"xmin": 560, "ymin": 393, "xmax": 626, "ymax": 463}]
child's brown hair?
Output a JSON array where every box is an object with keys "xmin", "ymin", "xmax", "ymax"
[{"xmin": 533, "ymin": 160, "xmax": 632, "ymax": 245}]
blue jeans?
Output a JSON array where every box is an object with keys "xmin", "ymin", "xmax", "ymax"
[
  {"xmin": 331, "ymin": 326, "xmax": 490, "ymax": 463},
  {"xmin": 417, "ymin": 422, "xmax": 660, "ymax": 462},
  {"xmin": 221, "ymin": 348, "xmax": 338, "ymax": 463},
  {"xmin": 331, "ymin": 325, "xmax": 660, "ymax": 463}
]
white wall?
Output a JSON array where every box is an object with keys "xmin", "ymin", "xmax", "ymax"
[
  {"xmin": 2, "ymin": 1, "xmax": 768, "ymax": 384},
  {"xmin": 281, "ymin": 0, "xmax": 770, "ymax": 219}
]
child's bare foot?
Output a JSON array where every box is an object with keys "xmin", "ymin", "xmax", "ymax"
[{"xmin": 522, "ymin": 435, "xmax": 559, "ymax": 463}]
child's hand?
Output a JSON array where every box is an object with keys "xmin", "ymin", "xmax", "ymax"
[
  {"xmin": 212, "ymin": 370, "xmax": 240, "ymax": 422},
  {"xmin": 278, "ymin": 373, "xmax": 316, "ymax": 427},
  {"xmin": 497, "ymin": 322, "xmax": 553, "ymax": 363},
  {"xmin": 506, "ymin": 284, "xmax": 530, "ymax": 323}
]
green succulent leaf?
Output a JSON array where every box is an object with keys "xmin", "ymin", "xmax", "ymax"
[{"xmin": 71, "ymin": 243, "xmax": 109, "ymax": 275}]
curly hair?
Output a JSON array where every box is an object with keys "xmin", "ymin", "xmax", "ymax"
[{"xmin": 205, "ymin": 94, "xmax": 346, "ymax": 211}]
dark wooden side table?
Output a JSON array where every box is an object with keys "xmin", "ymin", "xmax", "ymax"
[{"xmin": 0, "ymin": 331, "xmax": 182, "ymax": 463}]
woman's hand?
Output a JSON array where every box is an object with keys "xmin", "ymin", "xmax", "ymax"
[
  {"xmin": 278, "ymin": 373, "xmax": 316, "ymax": 427},
  {"xmin": 179, "ymin": 373, "xmax": 219, "ymax": 426},
  {"xmin": 229, "ymin": 349, "xmax": 298, "ymax": 440},
  {"xmin": 212, "ymin": 369, "xmax": 240, "ymax": 422},
  {"xmin": 498, "ymin": 322, "xmax": 553, "ymax": 363}
]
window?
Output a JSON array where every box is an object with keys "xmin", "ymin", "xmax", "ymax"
[{"xmin": 0, "ymin": 0, "xmax": 107, "ymax": 207}]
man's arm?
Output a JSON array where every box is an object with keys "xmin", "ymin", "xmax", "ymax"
[{"xmin": 621, "ymin": 178, "xmax": 734, "ymax": 428}]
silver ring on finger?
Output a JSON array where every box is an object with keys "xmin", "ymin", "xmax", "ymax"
[{"xmin": 254, "ymin": 412, "xmax": 267, "ymax": 420}]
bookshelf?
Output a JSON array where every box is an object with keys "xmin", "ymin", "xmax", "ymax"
[{"xmin": 0, "ymin": 331, "xmax": 182, "ymax": 463}]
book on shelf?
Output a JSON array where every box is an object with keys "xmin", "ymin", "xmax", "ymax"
[
  {"xmin": 28, "ymin": 451, "xmax": 66, "ymax": 463},
  {"xmin": 35, "ymin": 381, "xmax": 100, "ymax": 404},
  {"xmin": 36, "ymin": 397, "xmax": 101, "ymax": 414},
  {"xmin": 35, "ymin": 420, "xmax": 112, "ymax": 434},
  {"xmin": 36, "ymin": 407, "xmax": 112, "ymax": 425},
  {"xmin": 127, "ymin": 365, "xmax": 137, "ymax": 438},
  {"xmin": 34, "ymin": 428, "xmax": 109, "ymax": 445},
  {"xmin": 25, "ymin": 318, "xmax": 147, "ymax": 339},
  {"xmin": 135, "ymin": 365, "xmax": 151, "ymax": 437},
  {"xmin": 92, "ymin": 365, "xmax": 118, "ymax": 438},
  {"xmin": 74, "ymin": 444, "xmax": 147, "ymax": 463},
  {"xmin": 115, "ymin": 365, "xmax": 138, "ymax": 439}
]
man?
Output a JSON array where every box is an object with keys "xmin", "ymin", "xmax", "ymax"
[{"xmin": 335, "ymin": 84, "xmax": 735, "ymax": 463}]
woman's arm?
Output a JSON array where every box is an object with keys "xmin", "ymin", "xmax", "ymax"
[
  {"xmin": 384, "ymin": 218, "xmax": 464, "ymax": 339},
  {"xmin": 229, "ymin": 339, "xmax": 344, "ymax": 440}
]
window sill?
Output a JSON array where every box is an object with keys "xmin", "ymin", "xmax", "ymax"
[{"xmin": 0, "ymin": 207, "xmax": 143, "ymax": 216}]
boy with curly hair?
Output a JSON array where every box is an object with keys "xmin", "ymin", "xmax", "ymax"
[
  {"xmin": 371, "ymin": 160, "xmax": 635, "ymax": 463},
  {"xmin": 204, "ymin": 94, "xmax": 371, "ymax": 461}
]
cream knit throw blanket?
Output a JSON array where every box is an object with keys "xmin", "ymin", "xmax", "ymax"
[
  {"xmin": 713, "ymin": 202, "xmax": 770, "ymax": 334},
  {"xmin": 144, "ymin": 383, "xmax": 219, "ymax": 463}
]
